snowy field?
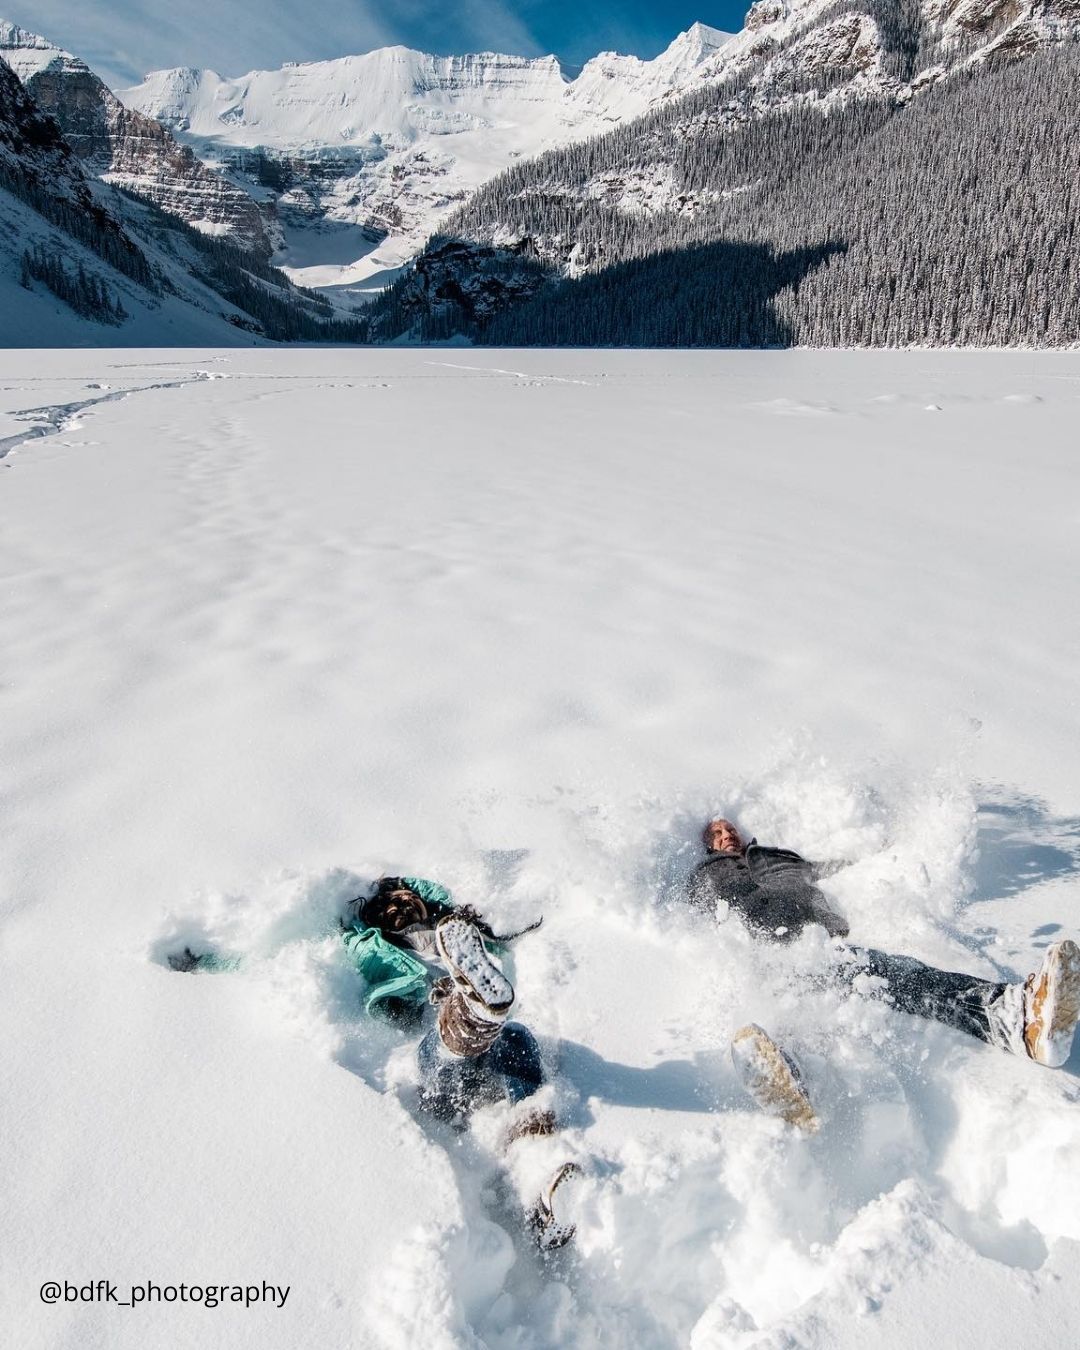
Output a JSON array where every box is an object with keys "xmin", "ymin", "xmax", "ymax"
[{"xmin": 2, "ymin": 348, "xmax": 1080, "ymax": 1350}]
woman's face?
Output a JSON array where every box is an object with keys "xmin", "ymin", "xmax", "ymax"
[{"xmin": 381, "ymin": 889, "xmax": 428, "ymax": 931}]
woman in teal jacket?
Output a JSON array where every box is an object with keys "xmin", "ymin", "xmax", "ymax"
[
  {"xmin": 170, "ymin": 876, "xmax": 548, "ymax": 1122},
  {"xmin": 171, "ymin": 876, "xmax": 571, "ymax": 1243},
  {"xmin": 343, "ymin": 876, "xmax": 547, "ymax": 1122},
  {"xmin": 342, "ymin": 875, "xmax": 458, "ymax": 1025}
]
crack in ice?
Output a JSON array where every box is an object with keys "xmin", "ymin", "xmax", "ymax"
[
  {"xmin": 425, "ymin": 361, "xmax": 597, "ymax": 386},
  {"xmin": 0, "ymin": 371, "xmax": 220, "ymax": 461}
]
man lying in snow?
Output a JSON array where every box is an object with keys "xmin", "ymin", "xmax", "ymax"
[{"xmin": 685, "ymin": 817, "xmax": 1080, "ymax": 1125}]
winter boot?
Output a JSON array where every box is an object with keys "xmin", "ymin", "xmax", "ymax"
[
  {"xmin": 1023, "ymin": 939, "xmax": 1080, "ymax": 1068},
  {"xmin": 528, "ymin": 1161, "xmax": 580, "ymax": 1251},
  {"xmin": 435, "ymin": 988, "xmax": 506, "ymax": 1057},
  {"xmin": 731, "ymin": 1024, "xmax": 819, "ymax": 1133},
  {"xmin": 435, "ymin": 916, "xmax": 514, "ymax": 1015},
  {"xmin": 505, "ymin": 1106, "xmax": 559, "ymax": 1147}
]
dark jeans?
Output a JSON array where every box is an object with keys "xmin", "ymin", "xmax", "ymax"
[
  {"xmin": 836, "ymin": 947, "xmax": 1009, "ymax": 1047},
  {"xmin": 416, "ymin": 1021, "xmax": 545, "ymax": 1121}
]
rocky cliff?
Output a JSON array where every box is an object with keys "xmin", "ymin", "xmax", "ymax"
[{"xmin": 0, "ymin": 22, "xmax": 270, "ymax": 253}]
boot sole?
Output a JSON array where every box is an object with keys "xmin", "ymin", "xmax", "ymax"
[
  {"xmin": 436, "ymin": 917, "xmax": 514, "ymax": 1015},
  {"xmin": 1026, "ymin": 939, "xmax": 1080, "ymax": 1068},
  {"xmin": 530, "ymin": 1161, "xmax": 580, "ymax": 1250},
  {"xmin": 731, "ymin": 1023, "xmax": 819, "ymax": 1133}
]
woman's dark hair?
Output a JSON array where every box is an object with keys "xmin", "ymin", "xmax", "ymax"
[{"xmin": 358, "ymin": 878, "xmax": 427, "ymax": 936}]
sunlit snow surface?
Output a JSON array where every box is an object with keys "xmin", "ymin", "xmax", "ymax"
[{"xmin": 2, "ymin": 349, "xmax": 1080, "ymax": 1349}]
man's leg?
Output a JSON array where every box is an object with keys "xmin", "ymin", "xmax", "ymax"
[
  {"xmin": 838, "ymin": 946, "xmax": 1010, "ymax": 1046},
  {"xmin": 835, "ymin": 940, "xmax": 1080, "ymax": 1065}
]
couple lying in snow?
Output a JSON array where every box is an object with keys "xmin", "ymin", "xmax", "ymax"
[{"xmin": 172, "ymin": 817, "xmax": 1080, "ymax": 1247}]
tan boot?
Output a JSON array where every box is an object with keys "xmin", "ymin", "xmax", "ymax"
[
  {"xmin": 1023, "ymin": 940, "xmax": 1080, "ymax": 1068},
  {"xmin": 504, "ymin": 1107, "xmax": 558, "ymax": 1146},
  {"xmin": 731, "ymin": 1024, "xmax": 819, "ymax": 1133}
]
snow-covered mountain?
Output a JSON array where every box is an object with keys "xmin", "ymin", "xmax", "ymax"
[
  {"xmin": 0, "ymin": 21, "xmax": 269, "ymax": 253},
  {"xmin": 0, "ymin": 51, "xmax": 366, "ymax": 345},
  {"xmin": 117, "ymin": 24, "xmax": 733, "ymax": 297}
]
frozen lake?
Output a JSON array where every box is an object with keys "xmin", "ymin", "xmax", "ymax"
[{"xmin": 3, "ymin": 348, "xmax": 1080, "ymax": 1349}]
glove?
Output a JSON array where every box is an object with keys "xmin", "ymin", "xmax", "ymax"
[
  {"xmin": 429, "ymin": 975, "xmax": 454, "ymax": 1006},
  {"xmin": 455, "ymin": 905, "xmax": 496, "ymax": 939}
]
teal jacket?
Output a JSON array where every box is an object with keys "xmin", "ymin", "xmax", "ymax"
[
  {"xmin": 342, "ymin": 876, "xmax": 455, "ymax": 1017},
  {"xmin": 181, "ymin": 877, "xmax": 497, "ymax": 1022}
]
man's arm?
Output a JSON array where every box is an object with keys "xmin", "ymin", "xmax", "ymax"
[
  {"xmin": 682, "ymin": 856, "xmax": 743, "ymax": 914},
  {"xmin": 746, "ymin": 845, "xmax": 852, "ymax": 884},
  {"xmin": 809, "ymin": 859, "xmax": 853, "ymax": 882}
]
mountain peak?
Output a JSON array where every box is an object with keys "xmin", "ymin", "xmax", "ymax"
[
  {"xmin": 0, "ymin": 20, "xmax": 86, "ymax": 79},
  {"xmin": 0, "ymin": 19, "xmax": 53, "ymax": 49},
  {"xmin": 682, "ymin": 20, "xmax": 734, "ymax": 47},
  {"xmin": 655, "ymin": 20, "xmax": 732, "ymax": 67}
]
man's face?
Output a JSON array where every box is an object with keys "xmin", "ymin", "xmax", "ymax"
[{"xmin": 704, "ymin": 819, "xmax": 745, "ymax": 854}]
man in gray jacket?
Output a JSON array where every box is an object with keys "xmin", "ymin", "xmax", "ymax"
[{"xmin": 686, "ymin": 818, "xmax": 1080, "ymax": 1070}]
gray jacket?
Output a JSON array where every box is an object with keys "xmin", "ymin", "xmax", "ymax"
[{"xmin": 685, "ymin": 843, "xmax": 849, "ymax": 943}]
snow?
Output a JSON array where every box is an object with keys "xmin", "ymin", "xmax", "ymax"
[
  {"xmin": 119, "ymin": 27, "xmax": 733, "ymax": 151},
  {"xmin": 3, "ymin": 347, "xmax": 1080, "ymax": 1349}
]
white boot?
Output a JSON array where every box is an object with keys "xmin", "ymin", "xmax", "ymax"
[{"xmin": 986, "ymin": 940, "xmax": 1080, "ymax": 1067}]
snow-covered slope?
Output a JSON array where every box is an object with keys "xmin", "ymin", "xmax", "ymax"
[
  {"xmin": 0, "ymin": 52, "xmax": 230, "ymax": 344},
  {"xmin": 0, "ymin": 176, "xmax": 265, "ymax": 347},
  {"xmin": 3, "ymin": 348, "xmax": 1080, "ymax": 1349},
  {"xmin": 563, "ymin": 0, "xmax": 1080, "ymax": 216},
  {"xmin": 117, "ymin": 24, "xmax": 732, "ymax": 295}
]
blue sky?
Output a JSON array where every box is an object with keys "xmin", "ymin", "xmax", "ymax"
[{"xmin": 3, "ymin": 0, "xmax": 749, "ymax": 88}]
